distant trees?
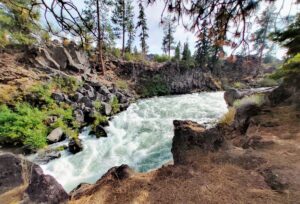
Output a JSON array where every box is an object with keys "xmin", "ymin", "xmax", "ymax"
[
  {"xmin": 181, "ymin": 41, "xmax": 191, "ymax": 62},
  {"xmin": 174, "ymin": 42, "xmax": 181, "ymax": 60},
  {"xmin": 0, "ymin": 0, "xmax": 40, "ymax": 46},
  {"xmin": 112, "ymin": 0, "xmax": 135, "ymax": 57},
  {"xmin": 254, "ymin": 6, "xmax": 277, "ymax": 63},
  {"xmin": 136, "ymin": 1, "xmax": 149, "ymax": 55},
  {"xmin": 162, "ymin": 16, "xmax": 176, "ymax": 58},
  {"xmin": 195, "ymin": 22, "xmax": 214, "ymax": 68}
]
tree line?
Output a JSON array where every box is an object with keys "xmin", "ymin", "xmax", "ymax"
[{"xmin": 0, "ymin": 0, "xmax": 297, "ymax": 74}]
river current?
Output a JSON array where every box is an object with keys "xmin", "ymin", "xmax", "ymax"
[{"xmin": 39, "ymin": 92, "xmax": 227, "ymax": 192}]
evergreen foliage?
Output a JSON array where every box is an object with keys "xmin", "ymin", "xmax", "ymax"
[
  {"xmin": 136, "ymin": 2, "xmax": 149, "ymax": 55},
  {"xmin": 0, "ymin": 0, "xmax": 40, "ymax": 46},
  {"xmin": 174, "ymin": 42, "xmax": 181, "ymax": 61},
  {"xmin": 112, "ymin": 0, "xmax": 135, "ymax": 56},
  {"xmin": 162, "ymin": 16, "xmax": 176, "ymax": 57},
  {"xmin": 195, "ymin": 23, "xmax": 214, "ymax": 67}
]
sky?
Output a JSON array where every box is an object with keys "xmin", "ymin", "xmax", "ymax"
[{"xmin": 45, "ymin": 0, "xmax": 299, "ymax": 59}]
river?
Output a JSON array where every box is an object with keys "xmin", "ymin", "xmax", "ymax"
[{"xmin": 39, "ymin": 92, "xmax": 227, "ymax": 192}]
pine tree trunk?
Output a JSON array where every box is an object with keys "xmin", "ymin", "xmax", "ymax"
[
  {"xmin": 96, "ymin": 0, "xmax": 105, "ymax": 75},
  {"xmin": 122, "ymin": 0, "xmax": 125, "ymax": 58}
]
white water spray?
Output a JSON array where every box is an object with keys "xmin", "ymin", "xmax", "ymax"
[{"xmin": 40, "ymin": 92, "xmax": 227, "ymax": 192}]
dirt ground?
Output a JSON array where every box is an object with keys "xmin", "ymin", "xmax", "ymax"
[{"xmin": 69, "ymin": 104, "xmax": 300, "ymax": 204}]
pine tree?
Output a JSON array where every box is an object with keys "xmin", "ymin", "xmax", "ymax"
[
  {"xmin": 182, "ymin": 41, "xmax": 191, "ymax": 61},
  {"xmin": 162, "ymin": 16, "xmax": 176, "ymax": 58},
  {"xmin": 174, "ymin": 42, "xmax": 181, "ymax": 60},
  {"xmin": 195, "ymin": 23, "xmax": 213, "ymax": 67},
  {"xmin": 83, "ymin": 0, "xmax": 113, "ymax": 74},
  {"xmin": 254, "ymin": 6, "xmax": 277, "ymax": 63},
  {"xmin": 112, "ymin": 0, "xmax": 134, "ymax": 57},
  {"xmin": 136, "ymin": 2, "xmax": 149, "ymax": 55},
  {"xmin": 125, "ymin": 1, "xmax": 135, "ymax": 53},
  {"xmin": 0, "ymin": 0, "xmax": 40, "ymax": 46}
]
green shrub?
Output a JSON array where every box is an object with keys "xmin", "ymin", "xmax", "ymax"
[
  {"xmin": 140, "ymin": 75, "xmax": 170, "ymax": 97},
  {"xmin": 219, "ymin": 108, "xmax": 236, "ymax": 126},
  {"xmin": 233, "ymin": 82, "xmax": 247, "ymax": 89},
  {"xmin": 153, "ymin": 54, "xmax": 170, "ymax": 63},
  {"xmin": 30, "ymin": 83, "xmax": 54, "ymax": 105},
  {"xmin": 93, "ymin": 112, "xmax": 108, "ymax": 127},
  {"xmin": 0, "ymin": 104, "xmax": 48, "ymax": 149},
  {"xmin": 270, "ymin": 53, "xmax": 300, "ymax": 80},
  {"xmin": 179, "ymin": 59, "xmax": 196, "ymax": 69},
  {"xmin": 116, "ymin": 80, "xmax": 128, "ymax": 90},
  {"xmin": 256, "ymin": 78, "xmax": 278, "ymax": 87},
  {"xmin": 110, "ymin": 96, "xmax": 120, "ymax": 114},
  {"xmin": 233, "ymin": 94, "xmax": 265, "ymax": 108},
  {"xmin": 93, "ymin": 100, "xmax": 102, "ymax": 111},
  {"xmin": 52, "ymin": 76, "xmax": 82, "ymax": 93},
  {"xmin": 0, "ymin": 84, "xmax": 80, "ymax": 150},
  {"xmin": 111, "ymin": 48, "xmax": 121, "ymax": 58}
]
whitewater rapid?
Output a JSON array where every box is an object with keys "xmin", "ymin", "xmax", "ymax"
[{"xmin": 40, "ymin": 92, "xmax": 227, "ymax": 192}]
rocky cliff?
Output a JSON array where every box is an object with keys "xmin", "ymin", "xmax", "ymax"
[{"xmin": 69, "ymin": 78, "xmax": 300, "ymax": 203}]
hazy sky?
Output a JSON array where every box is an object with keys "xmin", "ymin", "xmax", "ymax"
[{"xmin": 45, "ymin": 0, "xmax": 299, "ymax": 58}]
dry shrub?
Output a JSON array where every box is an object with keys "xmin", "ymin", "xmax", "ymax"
[{"xmin": 219, "ymin": 107, "xmax": 236, "ymax": 126}]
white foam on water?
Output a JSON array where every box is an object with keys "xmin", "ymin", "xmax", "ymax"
[{"xmin": 40, "ymin": 92, "xmax": 228, "ymax": 192}]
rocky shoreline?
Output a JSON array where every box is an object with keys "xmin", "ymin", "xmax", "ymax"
[{"xmin": 1, "ymin": 43, "xmax": 296, "ymax": 203}]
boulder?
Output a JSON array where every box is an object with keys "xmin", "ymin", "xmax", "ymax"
[
  {"xmin": 51, "ymin": 92, "xmax": 65, "ymax": 103},
  {"xmin": 0, "ymin": 153, "xmax": 68, "ymax": 203},
  {"xmin": 25, "ymin": 164, "xmax": 69, "ymax": 203},
  {"xmin": 101, "ymin": 102, "xmax": 112, "ymax": 116},
  {"xmin": 115, "ymin": 91, "xmax": 127, "ymax": 103},
  {"xmin": 72, "ymin": 92, "xmax": 84, "ymax": 102},
  {"xmin": 224, "ymin": 88, "xmax": 243, "ymax": 106},
  {"xmin": 171, "ymin": 120, "xmax": 224, "ymax": 165},
  {"xmin": 99, "ymin": 85, "xmax": 111, "ymax": 95},
  {"xmin": 79, "ymin": 96, "xmax": 93, "ymax": 108},
  {"xmin": 33, "ymin": 150, "xmax": 61, "ymax": 164},
  {"xmin": 91, "ymin": 125, "xmax": 108, "ymax": 138},
  {"xmin": 68, "ymin": 138, "xmax": 83, "ymax": 154},
  {"xmin": 0, "ymin": 153, "xmax": 26, "ymax": 194},
  {"xmin": 234, "ymin": 103, "xmax": 260, "ymax": 134},
  {"xmin": 74, "ymin": 109, "xmax": 85, "ymax": 124},
  {"xmin": 47, "ymin": 127, "xmax": 65, "ymax": 144}
]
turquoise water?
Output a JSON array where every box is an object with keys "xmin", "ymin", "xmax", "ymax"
[{"xmin": 40, "ymin": 92, "xmax": 227, "ymax": 192}]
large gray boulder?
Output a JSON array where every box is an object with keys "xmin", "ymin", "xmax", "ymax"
[
  {"xmin": 224, "ymin": 88, "xmax": 243, "ymax": 106},
  {"xmin": 0, "ymin": 153, "xmax": 68, "ymax": 203},
  {"xmin": 101, "ymin": 102, "xmax": 112, "ymax": 116},
  {"xmin": 25, "ymin": 163, "xmax": 69, "ymax": 203},
  {"xmin": 47, "ymin": 127, "xmax": 65, "ymax": 144}
]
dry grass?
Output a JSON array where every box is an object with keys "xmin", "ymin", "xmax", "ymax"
[
  {"xmin": 233, "ymin": 94, "xmax": 265, "ymax": 108},
  {"xmin": 219, "ymin": 107, "xmax": 236, "ymax": 126}
]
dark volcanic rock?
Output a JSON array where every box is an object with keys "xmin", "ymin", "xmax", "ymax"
[
  {"xmin": 91, "ymin": 125, "xmax": 107, "ymax": 138},
  {"xmin": 68, "ymin": 138, "xmax": 83, "ymax": 154},
  {"xmin": 171, "ymin": 120, "xmax": 224, "ymax": 165},
  {"xmin": 51, "ymin": 92, "xmax": 65, "ymax": 102},
  {"xmin": 234, "ymin": 103, "xmax": 261, "ymax": 134},
  {"xmin": 0, "ymin": 153, "xmax": 26, "ymax": 194},
  {"xmin": 25, "ymin": 164, "xmax": 69, "ymax": 203},
  {"xmin": 0, "ymin": 153, "xmax": 68, "ymax": 203}
]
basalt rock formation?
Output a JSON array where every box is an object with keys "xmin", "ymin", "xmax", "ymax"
[
  {"xmin": 69, "ymin": 77, "xmax": 300, "ymax": 204},
  {"xmin": 114, "ymin": 60, "xmax": 222, "ymax": 95},
  {"xmin": 0, "ymin": 153, "xmax": 68, "ymax": 204}
]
